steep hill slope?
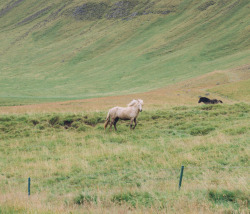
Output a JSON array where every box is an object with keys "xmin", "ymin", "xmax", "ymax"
[{"xmin": 0, "ymin": 0, "xmax": 249, "ymax": 104}]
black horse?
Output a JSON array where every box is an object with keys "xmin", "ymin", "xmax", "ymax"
[{"xmin": 198, "ymin": 97, "xmax": 223, "ymax": 104}]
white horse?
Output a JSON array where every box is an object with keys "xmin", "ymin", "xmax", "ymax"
[{"xmin": 104, "ymin": 99, "xmax": 144, "ymax": 131}]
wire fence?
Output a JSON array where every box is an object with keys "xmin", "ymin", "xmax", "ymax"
[{"xmin": 21, "ymin": 165, "xmax": 250, "ymax": 196}]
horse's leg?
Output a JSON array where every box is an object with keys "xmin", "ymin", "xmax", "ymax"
[
  {"xmin": 110, "ymin": 118, "xmax": 114, "ymax": 131},
  {"xmin": 114, "ymin": 118, "xmax": 119, "ymax": 131},
  {"xmin": 133, "ymin": 118, "xmax": 137, "ymax": 129},
  {"xmin": 130, "ymin": 118, "xmax": 134, "ymax": 129}
]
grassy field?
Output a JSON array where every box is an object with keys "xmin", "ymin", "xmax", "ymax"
[
  {"xmin": 0, "ymin": 64, "xmax": 249, "ymax": 115},
  {"xmin": 0, "ymin": 103, "xmax": 249, "ymax": 213},
  {"xmin": 0, "ymin": 0, "xmax": 250, "ymax": 104},
  {"xmin": 0, "ymin": 0, "xmax": 250, "ymax": 213}
]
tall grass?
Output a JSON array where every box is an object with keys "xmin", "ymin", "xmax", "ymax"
[{"xmin": 0, "ymin": 103, "xmax": 249, "ymax": 212}]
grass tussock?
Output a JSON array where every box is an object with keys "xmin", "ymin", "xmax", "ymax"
[
  {"xmin": 74, "ymin": 192, "xmax": 98, "ymax": 205},
  {"xmin": 208, "ymin": 189, "xmax": 249, "ymax": 203},
  {"xmin": 112, "ymin": 191, "xmax": 154, "ymax": 208}
]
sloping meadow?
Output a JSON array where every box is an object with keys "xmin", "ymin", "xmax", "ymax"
[
  {"xmin": 0, "ymin": 103, "xmax": 249, "ymax": 212},
  {"xmin": 1, "ymin": 0, "xmax": 249, "ymax": 104}
]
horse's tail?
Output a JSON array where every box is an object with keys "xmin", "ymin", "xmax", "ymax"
[{"xmin": 104, "ymin": 111, "xmax": 110, "ymax": 130}]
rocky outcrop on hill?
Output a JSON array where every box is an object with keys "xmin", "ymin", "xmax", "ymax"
[
  {"xmin": 197, "ymin": 0, "xmax": 216, "ymax": 11},
  {"xmin": 72, "ymin": 0, "xmax": 173, "ymax": 21},
  {"xmin": 106, "ymin": 0, "xmax": 138, "ymax": 19},
  {"xmin": 73, "ymin": 2, "xmax": 108, "ymax": 20},
  {"xmin": 0, "ymin": 0, "xmax": 173, "ymax": 23},
  {"xmin": 0, "ymin": 0, "xmax": 25, "ymax": 18}
]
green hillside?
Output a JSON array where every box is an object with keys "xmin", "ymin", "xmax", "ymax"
[{"xmin": 0, "ymin": 0, "xmax": 249, "ymax": 104}]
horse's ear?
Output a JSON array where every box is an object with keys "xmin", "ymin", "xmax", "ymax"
[{"xmin": 138, "ymin": 99, "xmax": 144, "ymax": 105}]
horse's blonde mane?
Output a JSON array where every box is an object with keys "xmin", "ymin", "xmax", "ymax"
[
  {"xmin": 127, "ymin": 99, "xmax": 137, "ymax": 107},
  {"xmin": 127, "ymin": 99, "xmax": 143, "ymax": 107}
]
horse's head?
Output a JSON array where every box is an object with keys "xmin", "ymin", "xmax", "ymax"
[
  {"xmin": 128, "ymin": 99, "xmax": 144, "ymax": 112},
  {"xmin": 137, "ymin": 99, "xmax": 144, "ymax": 112}
]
